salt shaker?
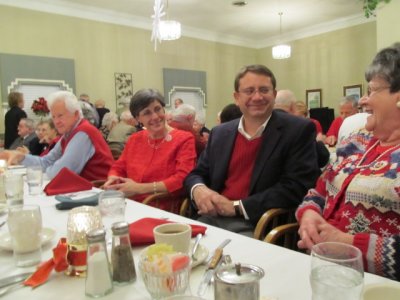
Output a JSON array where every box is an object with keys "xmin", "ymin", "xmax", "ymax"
[
  {"xmin": 111, "ymin": 221, "xmax": 136, "ymax": 284},
  {"xmin": 85, "ymin": 229, "xmax": 113, "ymax": 297}
]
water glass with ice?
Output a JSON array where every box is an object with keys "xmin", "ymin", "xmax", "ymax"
[
  {"xmin": 26, "ymin": 165, "xmax": 43, "ymax": 195},
  {"xmin": 3, "ymin": 172, "xmax": 24, "ymax": 206},
  {"xmin": 7, "ymin": 205, "xmax": 42, "ymax": 267},
  {"xmin": 310, "ymin": 242, "xmax": 364, "ymax": 300},
  {"xmin": 98, "ymin": 190, "xmax": 126, "ymax": 243}
]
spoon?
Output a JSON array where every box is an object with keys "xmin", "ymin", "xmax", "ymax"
[
  {"xmin": 0, "ymin": 221, "xmax": 5, "ymax": 228},
  {"xmin": 191, "ymin": 233, "xmax": 203, "ymax": 261}
]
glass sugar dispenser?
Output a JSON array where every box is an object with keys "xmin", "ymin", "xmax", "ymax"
[
  {"xmin": 111, "ymin": 221, "xmax": 136, "ymax": 285},
  {"xmin": 85, "ymin": 228, "xmax": 113, "ymax": 297}
]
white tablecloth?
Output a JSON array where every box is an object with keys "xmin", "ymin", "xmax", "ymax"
[{"xmin": 0, "ymin": 187, "xmax": 398, "ymax": 300}]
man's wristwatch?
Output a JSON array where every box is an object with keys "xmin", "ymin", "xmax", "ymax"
[{"xmin": 233, "ymin": 200, "xmax": 242, "ymax": 217}]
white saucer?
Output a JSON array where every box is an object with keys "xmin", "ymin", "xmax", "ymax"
[
  {"xmin": 363, "ymin": 283, "xmax": 400, "ymax": 300},
  {"xmin": 0, "ymin": 204, "xmax": 6, "ymax": 215},
  {"xmin": 0, "ymin": 227, "xmax": 56, "ymax": 251},
  {"xmin": 190, "ymin": 243, "xmax": 209, "ymax": 268}
]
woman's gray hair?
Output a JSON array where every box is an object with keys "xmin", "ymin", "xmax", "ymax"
[
  {"xmin": 365, "ymin": 42, "xmax": 400, "ymax": 93},
  {"xmin": 47, "ymin": 91, "xmax": 83, "ymax": 118}
]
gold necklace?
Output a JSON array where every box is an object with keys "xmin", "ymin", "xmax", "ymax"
[
  {"xmin": 147, "ymin": 132, "xmax": 172, "ymax": 149},
  {"xmin": 355, "ymin": 140, "xmax": 400, "ymax": 169}
]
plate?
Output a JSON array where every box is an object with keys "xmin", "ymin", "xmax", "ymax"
[
  {"xmin": 0, "ymin": 227, "xmax": 56, "ymax": 251},
  {"xmin": 190, "ymin": 243, "xmax": 209, "ymax": 268},
  {"xmin": 363, "ymin": 283, "xmax": 400, "ymax": 300}
]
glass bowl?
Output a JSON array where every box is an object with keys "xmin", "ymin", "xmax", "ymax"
[{"xmin": 138, "ymin": 248, "xmax": 190, "ymax": 300}]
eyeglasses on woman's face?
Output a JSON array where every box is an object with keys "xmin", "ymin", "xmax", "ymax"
[
  {"xmin": 138, "ymin": 104, "xmax": 164, "ymax": 118},
  {"xmin": 367, "ymin": 85, "xmax": 390, "ymax": 97}
]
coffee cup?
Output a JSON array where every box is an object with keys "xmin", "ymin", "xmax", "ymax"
[{"xmin": 153, "ymin": 223, "xmax": 191, "ymax": 254}]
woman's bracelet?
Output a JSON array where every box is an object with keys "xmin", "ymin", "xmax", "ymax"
[{"xmin": 153, "ymin": 182, "xmax": 157, "ymax": 194}]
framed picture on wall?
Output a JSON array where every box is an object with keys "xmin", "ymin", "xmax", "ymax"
[
  {"xmin": 343, "ymin": 84, "xmax": 362, "ymax": 101},
  {"xmin": 306, "ymin": 89, "xmax": 322, "ymax": 109},
  {"xmin": 114, "ymin": 73, "xmax": 133, "ymax": 107}
]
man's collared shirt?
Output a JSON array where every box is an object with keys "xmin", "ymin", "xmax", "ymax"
[{"xmin": 237, "ymin": 115, "xmax": 271, "ymax": 140}]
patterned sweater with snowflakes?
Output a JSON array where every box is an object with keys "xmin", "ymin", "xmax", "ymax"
[{"xmin": 296, "ymin": 129, "xmax": 400, "ymax": 281}]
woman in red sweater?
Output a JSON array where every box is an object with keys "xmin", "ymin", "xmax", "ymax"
[{"xmin": 104, "ymin": 89, "xmax": 197, "ymax": 213}]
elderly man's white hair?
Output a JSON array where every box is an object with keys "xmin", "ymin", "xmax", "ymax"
[
  {"xmin": 120, "ymin": 110, "xmax": 133, "ymax": 122},
  {"xmin": 102, "ymin": 111, "xmax": 119, "ymax": 128},
  {"xmin": 172, "ymin": 104, "xmax": 196, "ymax": 119},
  {"xmin": 275, "ymin": 90, "xmax": 297, "ymax": 108},
  {"xmin": 47, "ymin": 91, "xmax": 83, "ymax": 118}
]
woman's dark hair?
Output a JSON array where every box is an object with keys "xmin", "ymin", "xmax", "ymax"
[
  {"xmin": 365, "ymin": 42, "xmax": 400, "ymax": 93},
  {"xmin": 234, "ymin": 64, "xmax": 277, "ymax": 92},
  {"xmin": 220, "ymin": 104, "xmax": 243, "ymax": 123},
  {"xmin": 129, "ymin": 89, "xmax": 165, "ymax": 118},
  {"xmin": 8, "ymin": 91, "xmax": 23, "ymax": 108}
]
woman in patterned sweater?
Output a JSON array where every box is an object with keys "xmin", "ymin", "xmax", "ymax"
[{"xmin": 296, "ymin": 43, "xmax": 400, "ymax": 281}]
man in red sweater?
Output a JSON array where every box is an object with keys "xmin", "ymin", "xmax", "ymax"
[
  {"xmin": 324, "ymin": 96, "xmax": 358, "ymax": 146},
  {"xmin": 0, "ymin": 91, "xmax": 113, "ymax": 181},
  {"xmin": 185, "ymin": 65, "xmax": 320, "ymax": 236}
]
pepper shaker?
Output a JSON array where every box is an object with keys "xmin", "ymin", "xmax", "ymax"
[
  {"xmin": 111, "ymin": 221, "xmax": 136, "ymax": 285},
  {"xmin": 85, "ymin": 229, "xmax": 113, "ymax": 297}
]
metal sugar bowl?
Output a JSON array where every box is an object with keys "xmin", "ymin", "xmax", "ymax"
[{"xmin": 214, "ymin": 263, "xmax": 264, "ymax": 300}]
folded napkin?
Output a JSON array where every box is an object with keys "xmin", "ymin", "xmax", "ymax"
[
  {"xmin": 44, "ymin": 167, "xmax": 93, "ymax": 196},
  {"xmin": 54, "ymin": 191, "xmax": 99, "ymax": 210},
  {"xmin": 129, "ymin": 217, "xmax": 207, "ymax": 246}
]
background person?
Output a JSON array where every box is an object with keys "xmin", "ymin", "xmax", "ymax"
[
  {"xmin": 4, "ymin": 91, "xmax": 27, "ymax": 149},
  {"xmin": 324, "ymin": 96, "xmax": 358, "ymax": 146}
]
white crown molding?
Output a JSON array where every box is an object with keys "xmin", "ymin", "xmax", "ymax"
[
  {"xmin": 256, "ymin": 13, "xmax": 376, "ymax": 49},
  {"xmin": 0, "ymin": 0, "xmax": 375, "ymax": 49}
]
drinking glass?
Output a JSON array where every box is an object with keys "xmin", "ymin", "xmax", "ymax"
[
  {"xmin": 98, "ymin": 190, "xmax": 126, "ymax": 243},
  {"xmin": 3, "ymin": 172, "xmax": 24, "ymax": 206},
  {"xmin": 0, "ymin": 160, "xmax": 7, "ymax": 205},
  {"xmin": 7, "ymin": 205, "xmax": 42, "ymax": 267},
  {"xmin": 66, "ymin": 206, "xmax": 103, "ymax": 277},
  {"xmin": 310, "ymin": 242, "xmax": 364, "ymax": 300},
  {"xmin": 26, "ymin": 165, "xmax": 43, "ymax": 195}
]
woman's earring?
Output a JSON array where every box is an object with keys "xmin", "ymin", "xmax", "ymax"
[{"xmin": 397, "ymin": 101, "xmax": 400, "ymax": 108}]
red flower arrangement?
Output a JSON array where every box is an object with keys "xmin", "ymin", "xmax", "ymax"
[{"xmin": 31, "ymin": 97, "xmax": 50, "ymax": 117}]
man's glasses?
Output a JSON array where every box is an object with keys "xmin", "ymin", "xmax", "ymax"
[{"xmin": 238, "ymin": 87, "xmax": 273, "ymax": 97}]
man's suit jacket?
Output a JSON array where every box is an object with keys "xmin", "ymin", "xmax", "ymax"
[
  {"xmin": 9, "ymin": 132, "xmax": 38, "ymax": 151},
  {"xmin": 184, "ymin": 110, "xmax": 320, "ymax": 226}
]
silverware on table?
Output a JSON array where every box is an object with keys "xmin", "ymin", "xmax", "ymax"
[
  {"xmin": 191, "ymin": 233, "xmax": 203, "ymax": 261},
  {"xmin": 197, "ymin": 239, "xmax": 231, "ymax": 296},
  {"xmin": 0, "ymin": 221, "xmax": 5, "ymax": 228},
  {"xmin": 0, "ymin": 272, "xmax": 32, "ymax": 289}
]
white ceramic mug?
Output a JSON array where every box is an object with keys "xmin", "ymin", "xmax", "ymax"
[{"xmin": 153, "ymin": 223, "xmax": 192, "ymax": 254}]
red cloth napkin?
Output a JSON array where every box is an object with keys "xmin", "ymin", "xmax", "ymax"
[
  {"xmin": 129, "ymin": 217, "xmax": 207, "ymax": 246},
  {"xmin": 44, "ymin": 167, "xmax": 93, "ymax": 196}
]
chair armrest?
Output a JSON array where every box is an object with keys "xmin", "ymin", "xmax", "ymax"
[
  {"xmin": 253, "ymin": 208, "xmax": 295, "ymax": 240},
  {"xmin": 264, "ymin": 223, "xmax": 300, "ymax": 246}
]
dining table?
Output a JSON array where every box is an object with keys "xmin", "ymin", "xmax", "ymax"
[{"xmin": 0, "ymin": 178, "xmax": 399, "ymax": 300}]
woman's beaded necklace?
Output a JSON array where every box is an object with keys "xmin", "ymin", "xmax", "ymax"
[
  {"xmin": 355, "ymin": 140, "xmax": 400, "ymax": 169},
  {"xmin": 147, "ymin": 131, "xmax": 172, "ymax": 149}
]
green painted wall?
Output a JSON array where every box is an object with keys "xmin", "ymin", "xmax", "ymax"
[
  {"xmin": 258, "ymin": 22, "xmax": 377, "ymax": 113},
  {"xmin": 377, "ymin": 0, "xmax": 400, "ymax": 50},
  {"xmin": 0, "ymin": 5, "xmax": 379, "ymax": 133}
]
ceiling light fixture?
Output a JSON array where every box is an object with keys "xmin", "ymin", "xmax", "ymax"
[
  {"xmin": 272, "ymin": 12, "xmax": 291, "ymax": 60},
  {"xmin": 151, "ymin": 0, "xmax": 181, "ymax": 51},
  {"xmin": 232, "ymin": 1, "xmax": 248, "ymax": 7}
]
